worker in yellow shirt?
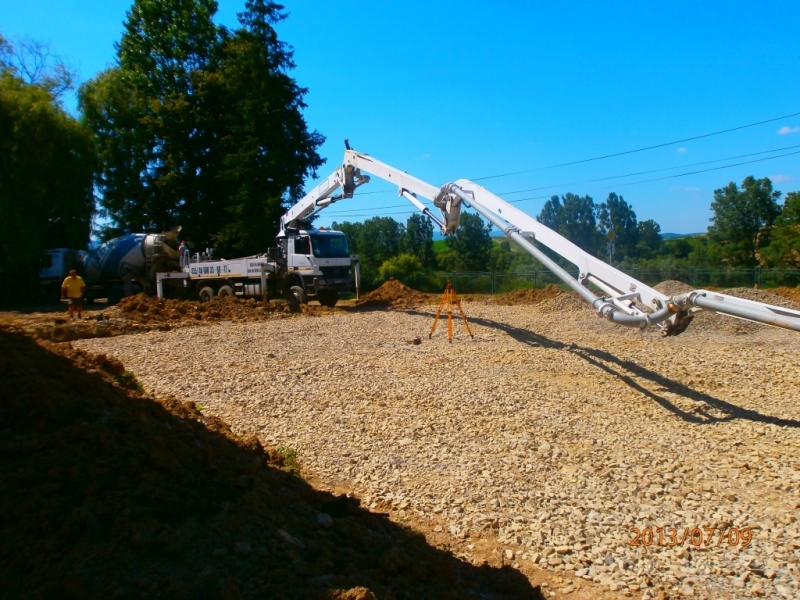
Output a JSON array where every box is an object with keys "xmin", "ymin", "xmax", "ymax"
[{"xmin": 61, "ymin": 269, "xmax": 86, "ymax": 320}]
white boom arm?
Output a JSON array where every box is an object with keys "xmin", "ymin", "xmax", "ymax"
[{"xmin": 293, "ymin": 145, "xmax": 800, "ymax": 336}]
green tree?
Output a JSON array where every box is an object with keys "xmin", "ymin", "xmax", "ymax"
[
  {"xmin": 597, "ymin": 193, "xmax": 639, "ymax": 259},
  {"xmin": 708, "ymin": 176, "xmax": 781, "ymax": 267},
  {"xmin": 333, "ymin": 217, "xmax": 404, "ymax": 285},
  {"xmin": 636, "ymin": 219, "xmax": 662, "ymax": 260},
  {"xmin": 443, "ymin": 212, "xmax": 492, "ymax": 271},
  {"xmin": 359, "ymin": 217, "xmax": 405, "ymax": 280},
  {"xmin": 378, "ymin": 253, "xmax": 424, "ymax": 283},
  {"xmin": 202, "ymin": 0, "xmax": 324, "ymax": 256},
  {"xmin": 330, "ymin": 221, "xmax": 364, "ymax": 255},
  {"xmin": 401, "ymin": 213, "xmax": 436, "ymax": 268},
  {"xmin": 0, "ymin": 67, "xmax": 95, "ymax": 292},
  {"xmin": 79, "ymin": 0, "xmax": 323, "ymax": 254},
  {"xmin": 760, "ymin": 191, "xmax": 800, "ymax": 267},
  {"xmin": 538, "ymin": 193, "xmax": 601, "ymax": 255}
]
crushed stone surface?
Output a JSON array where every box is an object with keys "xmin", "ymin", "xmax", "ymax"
[
  {"xmin": 75, "ymin": 288, "xmax": 800, "ymax": 600},
  {"xmin": 1, "ymin": 326, "xmax": 542, "ymax": 599}
]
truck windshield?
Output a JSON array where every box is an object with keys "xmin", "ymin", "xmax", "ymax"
[{"xmin": 310, "ymin": 234, "xmax": 350, "ymax": 258}]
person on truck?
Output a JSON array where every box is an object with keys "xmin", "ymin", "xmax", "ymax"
[
  {"xmin": 178, "ymin": 240, "xmax": 189, "ymax": 266},
  {"xmin": 61, "ymin": 269, "xmax": 86, "ymax": 320}
]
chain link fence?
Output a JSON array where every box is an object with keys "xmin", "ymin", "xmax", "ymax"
[{"xmin": 396, "ymin": 268, "xmax": 800, "ymax": 295}]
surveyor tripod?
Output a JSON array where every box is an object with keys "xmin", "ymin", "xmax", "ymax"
[{"xmin": 430, "ymin": 280, "xmax": 473, "ymax": 343}]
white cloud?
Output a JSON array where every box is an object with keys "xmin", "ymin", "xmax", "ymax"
[
  {"xmin": 770, "ymin": 174, "xmax": 794, "ymax": 183},
  {"xmin": 777, "ymin": 126, "xmax": 800, "ymax": 135},
  {"xmin": 419, "ymin": 153, "xmax": 431, "ymax": 160},
  {"xmin": 676, "ymin": 147, "xmax": 688, "ymax": 153}
]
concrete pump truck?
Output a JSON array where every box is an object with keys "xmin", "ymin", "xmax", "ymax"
[{"xmin": 154, "ymin": 141, "xmax": 800, "ymax": 336}]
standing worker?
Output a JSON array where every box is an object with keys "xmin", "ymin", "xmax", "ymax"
[
  {"xmin": 178, "ymin": 240, "xmax": 189, "ymax": 266},
  {"xmin": 61, "ymin": 269, "xmax": 86, "ymax": 320}
]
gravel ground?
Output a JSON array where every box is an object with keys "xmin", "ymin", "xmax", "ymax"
[{"xmin": 75, "ymin": 297, "xmax": 800, "ymax": 599}]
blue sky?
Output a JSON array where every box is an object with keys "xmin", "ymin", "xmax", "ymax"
[{"xmin": 2, "ymin": 1, "xmax": 799, "ymax": 234}]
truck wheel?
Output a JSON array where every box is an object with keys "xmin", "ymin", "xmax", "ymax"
[
  {"xmin": 217, "ymin": 285, "xmax": 234, "ymax": 299},
  {"xmin": 199, "ymin": 286, "xmax": 215, "ymax": 303},
  {"xmin": 290, "ymin": 285, "xmax": 306, "ymax": 305},
  {"xmin": 318, "ymin": 290, "xmax": 339, "ymax": 307}
]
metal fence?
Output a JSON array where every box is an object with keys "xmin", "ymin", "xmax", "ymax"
[{"xmin": 397, "ymin": 268, "xmax": 800, "ymax": 295}]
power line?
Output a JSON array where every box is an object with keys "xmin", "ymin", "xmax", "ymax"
[
  {"xmin": 472, "ymin": 110, "xmax": 800, "ymax": 181},
  {"xmin": 495, "ymin": 143, "xmax": 800, "ymax": 196},
  {"xmin": 321, "ymin": 144, "xmax": 800, "ymax": 218},
  {"xmin": 504, "ymin": 148, "xmax": 800, "ymax": 204}
]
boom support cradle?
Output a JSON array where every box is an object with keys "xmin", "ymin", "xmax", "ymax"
[{"xmin": 297, "ymin": 145, "xmax": 800, "ymax": 336}]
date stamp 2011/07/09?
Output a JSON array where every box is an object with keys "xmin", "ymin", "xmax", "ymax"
[{"xmin": 630, "ymin": 526, "xmax": 752, "ymax": 548}]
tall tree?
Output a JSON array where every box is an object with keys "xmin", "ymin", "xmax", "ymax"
[
  {"xmin": 444, "ymin": 212, "xmax": 493, "ymax": 271},
  {"xmin": 330, "ymin": 221, "xmax": 364, "ymax": 255},
  {"xmin": 205, "ymin": 0, "xmax": 324, "ymax": 256},
  {"xmin": 80, "ymin": 0, "xmax": 323, "ymax": 254},
  {"xmin": 358, "ymin": 217, "xmax": 405, "ymax": 281},
  {"xmin": 708, "ymin": 176, "xmax": 781, "ymax": 266},
  {"xmin": 636, "ymin": 219, "xmax": 662, "ymax": 260},
  {"xmin": 402, "ymin": 213, "xmax": 436, "ymax": 269},
  {"xmin": 0, "ymin": 66, "xmax": 95, "ymax": 292},
  {"xmin": 538, "ymin": 193, "xmax": 601, "ymax": 255},
  {"xmin": 759, "ymin": 191, "xmax": 800, "ymax": 267},
  {"xmin": 596, "ymin": 193, "xmax": 639, "ymax": 259}
]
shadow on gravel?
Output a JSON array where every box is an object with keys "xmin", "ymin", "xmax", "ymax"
[
  {"xmin": 0, "ymin": 327, "xmax": 542, "ymax": 600},
  {"xmin": 459, "ymin": 314, "xmax": 800, "ymax": 430}
]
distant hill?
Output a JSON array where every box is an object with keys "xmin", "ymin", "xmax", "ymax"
[{"xmin": 660, "ymin": 232, "xmax": 704, "ymax": 239}]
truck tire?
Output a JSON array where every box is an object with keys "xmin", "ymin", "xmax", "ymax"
[
  {"xmin": 318, "ymin": 290, "xmax": 339, "ymax": 307},
  {"xmin": 199, "ymin": 286, "xmax": 215, "ymax": 303},
  {"xmin": 217, "ymin": 285, "xmax": 234, "ymax": 299},
  {"xmin": 290, "ymin": 285, "xmax": 306, "ymax": 305}
]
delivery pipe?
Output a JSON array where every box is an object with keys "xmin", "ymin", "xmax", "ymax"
[{"xmin": 441, "ymin": 184, "xmax": 674, "ymax": 329}]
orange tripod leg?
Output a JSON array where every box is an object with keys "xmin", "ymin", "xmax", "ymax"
[{"xmin": 429, "ymin": 286, "xmax": 448, "ymax": 338}]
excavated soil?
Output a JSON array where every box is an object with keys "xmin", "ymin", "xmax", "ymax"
[
  {"xmin": 107, "ymin": 294, "xmax": 341, "ymax": 324},
  {"xmin": 357, "ymin": 279, "xmax": 437, "ymax": 309},
  {"xmin": 490, "ymin": 285, "xmax": 564, "ymax": 306},
  {"xmin": 25, "ymin": 295, "xmax": 339, "ymax": 343},
  {"xmin": 0, "ymin": 325, "xmax": 541, "ymax": 600},
  {"xmin": 767, "ymin": 286, "xmax": 800, "ymax": 304}
]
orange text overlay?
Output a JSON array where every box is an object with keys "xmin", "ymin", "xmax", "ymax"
[{"xmin": 630, "ymin": 526, "xmax": 752, "ymax": 548}]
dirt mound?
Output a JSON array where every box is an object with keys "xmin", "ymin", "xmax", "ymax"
[
  {"xmin": 537, "ymin": 292, "xmax": 590, "ymax": 314},
  {"xmin": 357, "ymin": 278, "xmax": 436, "ymax": 308},
  {"xmin": 491, "ymin": 285, "xmax": 564, "ymax": 306},
  {"xmin": 771, "ymin": 286, "xmax": 800, "ymax": 304},
  {"xmin": 653, "ymin": 279, "xmax": 694, "ymax": 296},
  {"xmin": 0, "ymin": 326, "xmax": 539, "ymax": 599},
  {"xmin": 108, "ymin": 293, "xmax": 322, "ymax": 324}
]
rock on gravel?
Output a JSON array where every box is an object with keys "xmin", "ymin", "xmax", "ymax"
[{"xmin": 75, "ymin": 299, "xmax": 800, "ymax": 599}]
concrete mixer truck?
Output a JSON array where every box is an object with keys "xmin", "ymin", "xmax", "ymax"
[{"xmin": 39, "ymin": 228, "xmax": 182, "ymax": 304}]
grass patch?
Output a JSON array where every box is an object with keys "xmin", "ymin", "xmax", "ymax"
[
  {"xmin": 116, "ymin": 371, "xmax": 143, "ymax": 391},
  {"xmin": 275, "ymin": 445, "xmax": 299, "ymax": 475}
]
